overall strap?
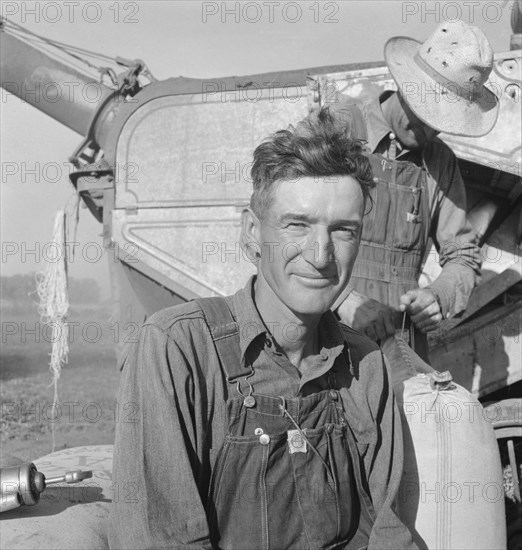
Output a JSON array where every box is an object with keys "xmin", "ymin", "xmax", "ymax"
[{"xmin": 196, "ymin": 296, "xmax": 250, "ymax": 382}]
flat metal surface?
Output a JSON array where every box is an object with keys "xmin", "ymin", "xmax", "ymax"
[
  {"xmin": 111, "ymin": 207, "xmax": 256, "ymax": 299},
  {"xmin": 429, "ymin": 303, "xmax": 522, "ymax": 398},
  {"xmin": 111, "ymin": 85, "xmax": 308, "ymax": 300},
  {"xmin": 0, "ymin": 31, "xmax": 113, "ymax": 137},
  {"xmin": 115, "ymin": 87, "xmax": 309, "ymax": 209}
]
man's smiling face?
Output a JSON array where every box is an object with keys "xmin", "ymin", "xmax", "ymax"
[{"xmin": 249, "ymin": 175, "xmax": 365, "ymax": 318}]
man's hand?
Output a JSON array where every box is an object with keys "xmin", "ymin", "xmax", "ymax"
[
  {"xmin": 337, "ymin": 290, "xmax": 395, "ymax": 342},
  {"xmin": 400, "ymin": 288, "xmax": 443, "ymax": 333}
]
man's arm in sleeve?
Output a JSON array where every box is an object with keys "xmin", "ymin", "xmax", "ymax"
[
  {"xmin": 108, "ymin": 323, "xmax": 212, "ymax": 550},
  {"xmin": 365, "ymin": 352, "xmax": 417, "ymax": 550},
  {"xmin": 424, "ymin": 141, "xmax": 482, "ymax": 320}
]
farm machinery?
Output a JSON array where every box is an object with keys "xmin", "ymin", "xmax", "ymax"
[{"xmin": 1, "ymin": 4, "xmax": 521, "ymax": 548}]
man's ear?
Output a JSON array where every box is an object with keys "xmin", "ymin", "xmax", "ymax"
[{"xmin": 240, "ymin": 207, "xmax": 261, "ymax": 263}]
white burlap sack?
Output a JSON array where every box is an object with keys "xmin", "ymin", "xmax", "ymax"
[{"xmin": 382, "ymin": 337, "xmax": 506, "ymax": 550}]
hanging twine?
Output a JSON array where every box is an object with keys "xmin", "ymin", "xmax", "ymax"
[{"xmin": 36, "ymin": 210, "xmax": 70, "ymax": 452}]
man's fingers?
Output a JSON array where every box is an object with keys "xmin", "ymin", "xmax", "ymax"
[
  {"xmin": 407, "ymin": 295, "xmax": 432, "ymax": 315},
  {"xmin": 400, "ymin": 289, "xmax": 443, "ymax": 332},
  {"xmin": 401, "ymin": 289, "xmax": 439, "ymax": 316},
  {"xmin": 365, "ymin": 315, "xmax": 395, "ymax": 342},
  {"xmin": 416, "ymin": 312, "xmax": 443, "ymax": 333},
  {"xmin": 409, "ymin": 300, "xmax": 441, "ymax": 324},
  {"xmin": 399, "ymin": 292, "xmax": 415, "ymax": 312}
]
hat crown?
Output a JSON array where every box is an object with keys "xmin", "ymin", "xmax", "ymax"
[
  {"xmin": 418, "ymin": 20, "xmax": 494, "ymax": 93},
  {"xmin": 383, "ymin": 19, "xmax": 500, "ymax": 136}
]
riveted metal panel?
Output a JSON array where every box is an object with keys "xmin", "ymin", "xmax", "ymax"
[
  {"xmin": 114, "ymin": 88, "xmax": 308, "ymax": 209},
  {"xmin": 110, "ymin": 86, "xmax": 307, "ymax": 300},
  {"xmin": 111, "ymin": 207, "xmax": 256, "ymax": 299}
]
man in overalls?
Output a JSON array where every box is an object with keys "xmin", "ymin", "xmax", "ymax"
[
  {"xmin": 328, "ymin": 20, "xmax": 498, "ymax": 360},
  {"xmin": 109, "ymin": 109, "xmax": 416, "ymax": 549}
]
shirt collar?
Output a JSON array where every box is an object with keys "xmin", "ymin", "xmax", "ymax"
[
  {"xmin": 232, "ymin": 276, "xmax": 270, "ymax": 362},
  {"xmin": 364, "ymin": 94, "xmax": 414, "ymax": 160},
  {"xmin": 364, "ymin": 97, "xmax": 392, "ymax": 153},
  {"xmin": 232, "ymin": 276, "xmax": 349, "ymax": 368},
  {"xmin": 318, "ymin": 309, "xmax": 346, "ymax": 348}
]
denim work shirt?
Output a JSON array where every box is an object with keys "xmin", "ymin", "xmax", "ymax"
[
  {"xmin": 330, "ymin": 96, "xmax": 482, "ymax": 320},
  {"xmin": 108, "ymin": 277, "xmax": 416, "ymax": 550}
]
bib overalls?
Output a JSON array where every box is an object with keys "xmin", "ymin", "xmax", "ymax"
[
  {"xmin": 198, "ymin": 298, "xmax": 376, "ymax": 550},
  {"xmin": 343, "ymin": 105, "xmax": 431, "ymax": 358}
]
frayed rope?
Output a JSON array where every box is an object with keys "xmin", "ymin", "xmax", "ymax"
[{"xmin": 36, "ymin": 210, "xmax": 70, "ymax": 452}]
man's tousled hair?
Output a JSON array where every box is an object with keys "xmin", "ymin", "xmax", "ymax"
[{"xmin": 250, "ymin": 107, "xmax": 374, "ymax": 218}]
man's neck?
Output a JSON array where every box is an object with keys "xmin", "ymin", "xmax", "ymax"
[{"xmin": 253, "ymin": 275, "xmax": 321, "ymax": 370}]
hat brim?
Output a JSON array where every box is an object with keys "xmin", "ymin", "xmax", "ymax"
[{"xmin": 384, "ymin": 36, "xmax": 499, "ymax": 137}]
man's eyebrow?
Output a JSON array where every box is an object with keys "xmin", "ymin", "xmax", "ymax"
[
  {"xmin": 278, "ymin": 213, "xmax": 314, "ymax": 223},
  {"xmin": 331, "ymin": 220, "xmax": 362, "ymax": 230},
  {"xmin": 278, "ymin": 213, "xmax": 361, "ymax": 229}
]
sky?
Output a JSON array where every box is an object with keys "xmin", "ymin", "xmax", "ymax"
[{"xmin": 0, "ymin": 0, "xmax": 515, "ymax": 298}]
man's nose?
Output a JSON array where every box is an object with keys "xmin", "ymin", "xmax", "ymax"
[{"xmin": 303, "ymin": 231, "xmax": 335, "ymax": 268}]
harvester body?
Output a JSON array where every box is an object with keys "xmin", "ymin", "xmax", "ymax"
[
  {"xmin": 1, "ymin": 12, "xmax": 522, "ymax": 549},
  {"xmin": 1, "ymin": 19, "xmax": 520, "ymax": 397}
]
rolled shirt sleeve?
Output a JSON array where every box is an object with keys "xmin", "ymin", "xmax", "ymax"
[{"xmin": 424, "ymin": 139, "xmax": 482, "ymax": 319}]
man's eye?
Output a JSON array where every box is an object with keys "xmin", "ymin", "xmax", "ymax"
[
  {"xmin": 334, "ymin": 227, "xmax": 358, "ymax": 237},
  {"xmin": 287, "ymin": 222, "xmax": 307, "ymax": 228}
]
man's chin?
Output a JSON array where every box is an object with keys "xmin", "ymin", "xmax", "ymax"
[{"xmin": 288, "ymin": 296, "xmax": 336, "ymax": 318}]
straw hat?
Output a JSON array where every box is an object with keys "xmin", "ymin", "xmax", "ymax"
[{"xmin": 384, "ymin": 20, "xmax": 499, "ymax": 137}]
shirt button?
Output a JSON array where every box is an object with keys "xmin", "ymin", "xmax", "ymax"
[
  {"xmin": 389, "ymin": 132, "xmax": 396, "ymax": 140},
  {"xmin": 254, "ymin": 428, "xmax": 264, "ymax": 436},
  {"xmin": 259, "ymin": 434, "xmax": 270, "ymax": 445},
  {"xmin": 329, "ymin": 390, "xmax": 339, "ymax": 401},
  {"xmin": 320, "ymin": 352, "xmax": 328, "ymax": 361},
  {"xmin": 265, "ymin": 339, "xmax": 272, "ymax": 348}
]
